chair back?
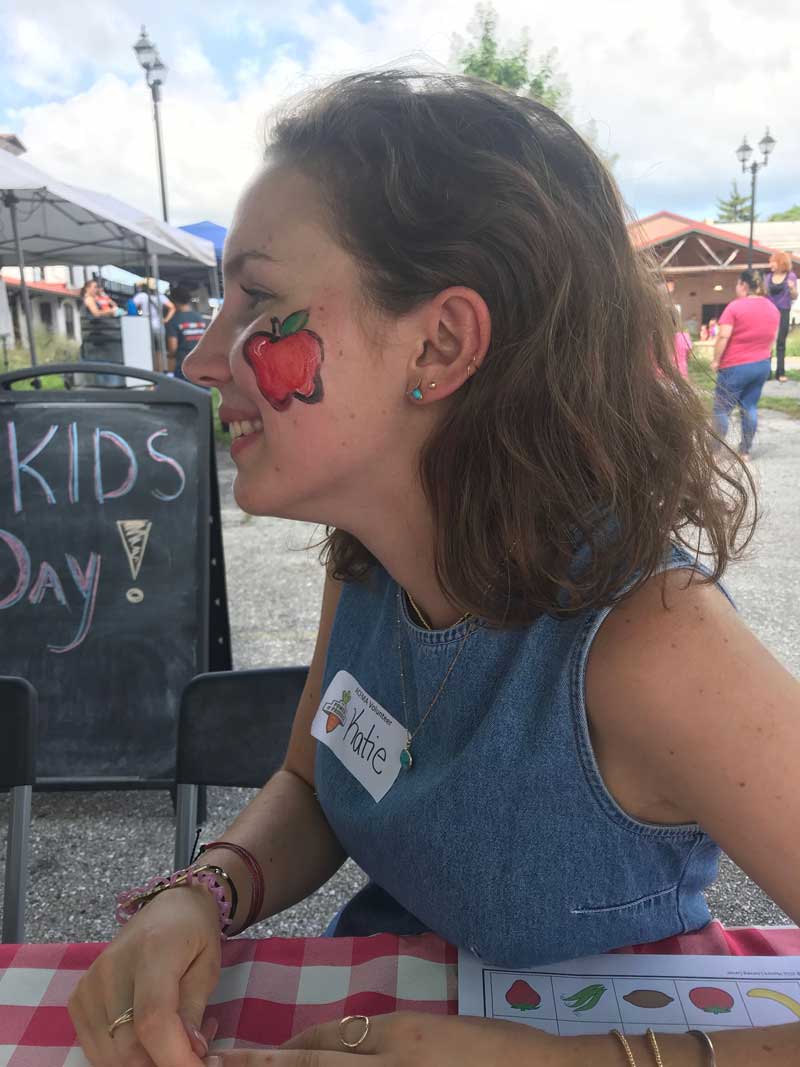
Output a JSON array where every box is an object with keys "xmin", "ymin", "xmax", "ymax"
[
  {"xmin": 1, "ymin": 677, "xmax": 37, "ymax": 943},
  {"xmin": 174, "ymin": 666, "xmax": 308, "ymax": 867}
]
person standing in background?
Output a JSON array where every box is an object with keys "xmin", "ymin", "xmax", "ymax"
[
  {"xmin": 712, "ymin": 269, "xmax": 779, "ymax": 460},
  {"xmin": 165, "ymin": 286, "xmax": 209, "ymax": 379},
  {"xmin": 81, "ymin": 278, "xmax": 119, "ymax": 319},
  {"xmin": 764, "ymin": 251, "xmax": 798, "ymax": 382},
  {"xmin": 672, "ymin": 328, "xmax": 691, "ymax": 379},
  {"xmin": 132, "ymin": 278, "xmax": 175, "ymax": 370}
]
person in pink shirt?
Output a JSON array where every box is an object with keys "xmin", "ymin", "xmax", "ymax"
[
  {"xmin": 672, "ymin": 327, "xmax": 691, "ymax": 379},
  {"xmin": 712, "ymin": 269, "xmax": 780, "ymax": 459}
]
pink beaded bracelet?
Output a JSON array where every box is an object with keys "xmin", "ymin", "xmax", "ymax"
[{"xmin": 116, "ymin": 864, "xmax": 234, "ymax": 934}]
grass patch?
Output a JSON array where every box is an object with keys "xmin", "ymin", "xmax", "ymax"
[
  {"xmin": 689, "ymin": 356, "xmax": 800, "ymax": 419},
  {"xmin": 9, "ymin": 374, "xmax": 69, "ymax": 391},
  {"xmin": 786, "ymin": 328, "xmax": 800, "ymax": 359},
  {"xmin": 759, "ymin": 397, "xmax": 800, "ymax": 418}
]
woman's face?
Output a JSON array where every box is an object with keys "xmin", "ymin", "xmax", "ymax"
[
  {"xmin": 769, "ymin": 256, "xmax": 777, "ymax": 272},
  {"xmin": 735, "ymin": 280, "xmax": 748, "ymax": 298},
  {"xmin": 185, "ymin": 163, "xmax": 426, "ymax": 521}
]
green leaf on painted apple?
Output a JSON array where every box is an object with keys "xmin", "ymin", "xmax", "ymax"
[{"xmin": 281, "ymin": 310, "xmax": 309, "ymax": 336}]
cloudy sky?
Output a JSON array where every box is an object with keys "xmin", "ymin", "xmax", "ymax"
[{"xmin": 1, "ymin": 0, "xmax": 796, "ymax": 233}]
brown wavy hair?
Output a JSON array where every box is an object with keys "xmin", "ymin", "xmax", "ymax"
[{"xmin": 269, "ymin": 71, "xmax": 755, "ymax": 626}]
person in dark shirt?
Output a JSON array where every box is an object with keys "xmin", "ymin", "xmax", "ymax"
[{"xmin": 165, "ymin": 286, "xmax": 210, "ymax": 378}]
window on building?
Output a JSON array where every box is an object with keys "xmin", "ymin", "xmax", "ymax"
[
  {"xmin": 39, "ymin": 301, "xmax": 54, "ymax": 332},
  {"xmin": 64, "ymin": 301, "xmax": 76, "ymax": 339}
]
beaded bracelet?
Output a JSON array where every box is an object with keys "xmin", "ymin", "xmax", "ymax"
[
  {"xmin": 115, "ymin": 864, "xmax": 235, "ymax": 934},
  {"xmin": 198, "ymin": 841, "xmax": 265, "ymax": 931}
]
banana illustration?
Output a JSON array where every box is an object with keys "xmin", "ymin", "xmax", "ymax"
[{"xmin": 746, "ymin": 988, "xmax": 800, "ymax": 1019}]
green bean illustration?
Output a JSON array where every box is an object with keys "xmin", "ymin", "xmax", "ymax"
[{"xmin": 561, "ymin": 983, "xmax": 607, "ymax": 1012}]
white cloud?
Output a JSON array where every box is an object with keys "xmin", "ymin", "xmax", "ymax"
[{"xmin": 3, "ymin": 0, "xmax": 799, "ymax": 237}]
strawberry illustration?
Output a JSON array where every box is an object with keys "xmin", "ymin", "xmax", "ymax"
[
  {"xmin": 243, "ymin": 310, "xmax": 324, "ymax": 412},
  {"xmin": 505, "ymin": 980, "xmax": 541, "ymax": 1011}
]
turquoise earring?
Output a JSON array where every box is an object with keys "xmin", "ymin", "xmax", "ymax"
[{"xmin": 408, "ymin": 378, "xmax": 424, "ymax": 401}]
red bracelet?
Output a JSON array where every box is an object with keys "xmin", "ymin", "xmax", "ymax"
[{"xmin": 199, "ymin": 841, "xmax": 265, "ymax": 930}]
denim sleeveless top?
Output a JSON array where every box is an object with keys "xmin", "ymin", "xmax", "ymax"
[{"xmin": 315, "ymin": 544, "xmax": 725, "ymax": 967}]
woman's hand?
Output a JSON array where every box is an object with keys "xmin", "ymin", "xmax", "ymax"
[
  {"xmin": 68, "ymin": 884, "xmax": 222, "ymax": 1067},
  {"xmin": 212, "ymin": 1012, "xmax": 554, "ymax": 1066},
  {"xmin": 710, "ymin": 358, "xmax": 720, "ymax": 373}
]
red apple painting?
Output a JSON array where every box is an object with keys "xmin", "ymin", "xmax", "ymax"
[{"xmin": 243, "ymin": 310, "xmax": 324, "ymax": 412}]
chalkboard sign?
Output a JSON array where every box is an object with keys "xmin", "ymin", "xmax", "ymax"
[{"xmin": 0, "ymin": 363, "xmax": 229, "ymax": 785}]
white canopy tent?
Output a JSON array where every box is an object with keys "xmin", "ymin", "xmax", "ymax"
[{"xmin": 0, "ymin": 152, "xmax": 217, "ymax": 365}]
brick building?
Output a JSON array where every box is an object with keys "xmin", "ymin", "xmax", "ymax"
[{"xmin": 629, "ymin": 211, "xmax": 800, "ymax": 332}]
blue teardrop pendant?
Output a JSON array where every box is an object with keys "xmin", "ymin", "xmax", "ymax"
[{"xmin": 400, "ymin": 745, "xmax": 413, "ymax": 770}]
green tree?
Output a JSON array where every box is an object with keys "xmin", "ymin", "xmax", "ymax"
[
  {"xmin": 455, "ymin": 4, "xmax": 570, "ymax": 114},
  {"xmin": 453, "ymin": 4, "xmax": 618, "ymax": 167},
  {"xmin": 715, "ymin": 181, "xmax": 755, "ymax": 223},
  {"xmin": 768, "ymin": 204, "xmax": 800, "ymax": 221}
]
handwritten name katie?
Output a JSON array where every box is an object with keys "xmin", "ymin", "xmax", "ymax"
[{"xmin": 0, "ymin": 420, "xmax": 186, "ymax": 653}]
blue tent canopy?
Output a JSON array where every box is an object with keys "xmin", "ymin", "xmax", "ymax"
[{"xmin": 179, "ymin": 221, "xmax": 227, "ymax": 259}]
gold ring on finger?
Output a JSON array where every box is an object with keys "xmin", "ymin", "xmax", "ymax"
[
  {"xmin": 338, "ymin": 1014, "xmax": 371, "ymax": 1049},
  {"xmin": 108, "ymin": 1007, "xmax": 135, "ymax": 1038}
]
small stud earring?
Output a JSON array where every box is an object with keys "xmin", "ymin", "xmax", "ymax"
[{"xmin": 429, "ymin": 381, "xmax": 437, "ymax": 389}]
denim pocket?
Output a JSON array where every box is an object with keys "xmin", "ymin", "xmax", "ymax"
[{"xmin": 570, "ymin": 883, "xmax": 677, "ymax": 916}]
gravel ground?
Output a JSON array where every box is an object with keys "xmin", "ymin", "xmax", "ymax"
[{"xmin": 2, "ymin": 408, "xmax": 797, "ymax": 942}]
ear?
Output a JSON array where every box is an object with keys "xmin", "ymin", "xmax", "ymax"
[{"xmin": 406, "ymin": 287, "xmax": 491, "ymax": 403}]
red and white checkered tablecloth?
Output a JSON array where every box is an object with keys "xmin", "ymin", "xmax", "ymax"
[{"xmin": 1, "ymin": 922, "xmax": 799, "ymax": 1066}]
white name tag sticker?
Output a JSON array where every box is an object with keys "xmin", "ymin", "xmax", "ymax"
[{"xmin": 312, "ymin": 670, "xmax": 406, "ymax": 802}]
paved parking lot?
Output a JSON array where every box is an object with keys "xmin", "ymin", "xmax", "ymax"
[{"xmin": 1, "ymin": 408, "xmax": 797, "ymax": 941}]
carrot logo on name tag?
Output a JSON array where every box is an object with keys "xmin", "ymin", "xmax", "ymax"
[{"xmin": 312, "ymin": 670, "xmax": 405, "ymax": 801}]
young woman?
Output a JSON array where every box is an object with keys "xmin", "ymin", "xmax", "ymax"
[
  {"xmin": 80, "ymin": 278, "xmax": 119, "ymax": 319},
  {"xmin": 712, "ymin": 270, "xmax": 780, "ymax": 460},
  {"xmin": 764, "ymin": 251, "xmax": 798, "ymax": 382},
  {"xmin": 69, "ymin": 72, "xmax": 800, "ymax": 1066}
]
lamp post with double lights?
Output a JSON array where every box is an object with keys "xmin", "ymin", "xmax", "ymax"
[
  {"xmin": 736, "ymin": 128, "xmax": 776, "ymax": 270},
  {"xmin": 133, "ymin": 26, "xmax": 170, "ymax": 223}
]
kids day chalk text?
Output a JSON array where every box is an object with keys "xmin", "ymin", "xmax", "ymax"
[{"xmin": 0, "ymin": 420, "xmax": 186, "ymax": 653}]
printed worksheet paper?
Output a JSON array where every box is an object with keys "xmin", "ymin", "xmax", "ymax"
[{"xmin": 458, "ymin": 950, "xmax": 800, "ymax": 1037}]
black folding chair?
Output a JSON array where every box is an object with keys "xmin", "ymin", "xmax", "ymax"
[
  {"xmin": 1, "ymin": 677, "xmax": 37, "ymax": 943},
  {"xmin": 174, "ymin": 666, "xmax": 309, "ymax": 869}
]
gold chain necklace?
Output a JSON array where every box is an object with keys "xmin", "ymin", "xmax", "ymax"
[
  {"xmin": 396, "ymin": 588, "xmax": 478, "ymax": 770},
  {"xmin": 405, "ymin": 590, "xmax": 472, "ymax": 630}
]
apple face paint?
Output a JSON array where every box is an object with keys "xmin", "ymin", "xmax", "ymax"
[{"xmin": 243, "ymin": 310, "xmax": 324, "ymax": 412}]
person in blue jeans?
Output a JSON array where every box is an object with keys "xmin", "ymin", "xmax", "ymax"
[{"xmin": 712, "ymin": 269, "xmax": 780, "ymax": 459}]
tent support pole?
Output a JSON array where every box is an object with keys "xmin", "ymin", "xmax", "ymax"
[
  {"xmin": 150, "ymin": 250, "xmax": 166, "ymax": 373},
  {"xmin": 2, "ymin": 191, "xmax": 38, "ymax": 366},
  {"xmin": 208, "ymin": 264, "xmax": 221, "ymax": 307},
  {"xmin": 143, "ymin": 239, "xmax": 157, "ymax": 372}
]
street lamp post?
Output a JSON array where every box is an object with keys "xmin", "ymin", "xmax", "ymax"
[
  {"xmin": 735, "ymin": 128, "xmax": 776, "ymax": 270},
  {"xmin": 133, "ymin": 26, "xmax": 170, "ymax": 223}
]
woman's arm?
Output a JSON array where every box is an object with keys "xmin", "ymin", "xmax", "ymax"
[
  {"xmin": 582, "ymin": 568, "xmax": 800, "ymax": 1063},
  {"xmin": 83, "ymin": 294, "xmax": 101, "ymax": 317},
  {"xmin": 162, "ymin": 297, "xmax": 176, "ymax": 324},
  {"xmin": 711, "ymin": 323, "xmax": 732, "ymax": 370},
  {"xmin": 199, "ymin": 569, "xmax": 345, "ymax": 932},
  {"xmin": 788, "ymin": 272, "xmax": 798, "ymax": 300}
]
